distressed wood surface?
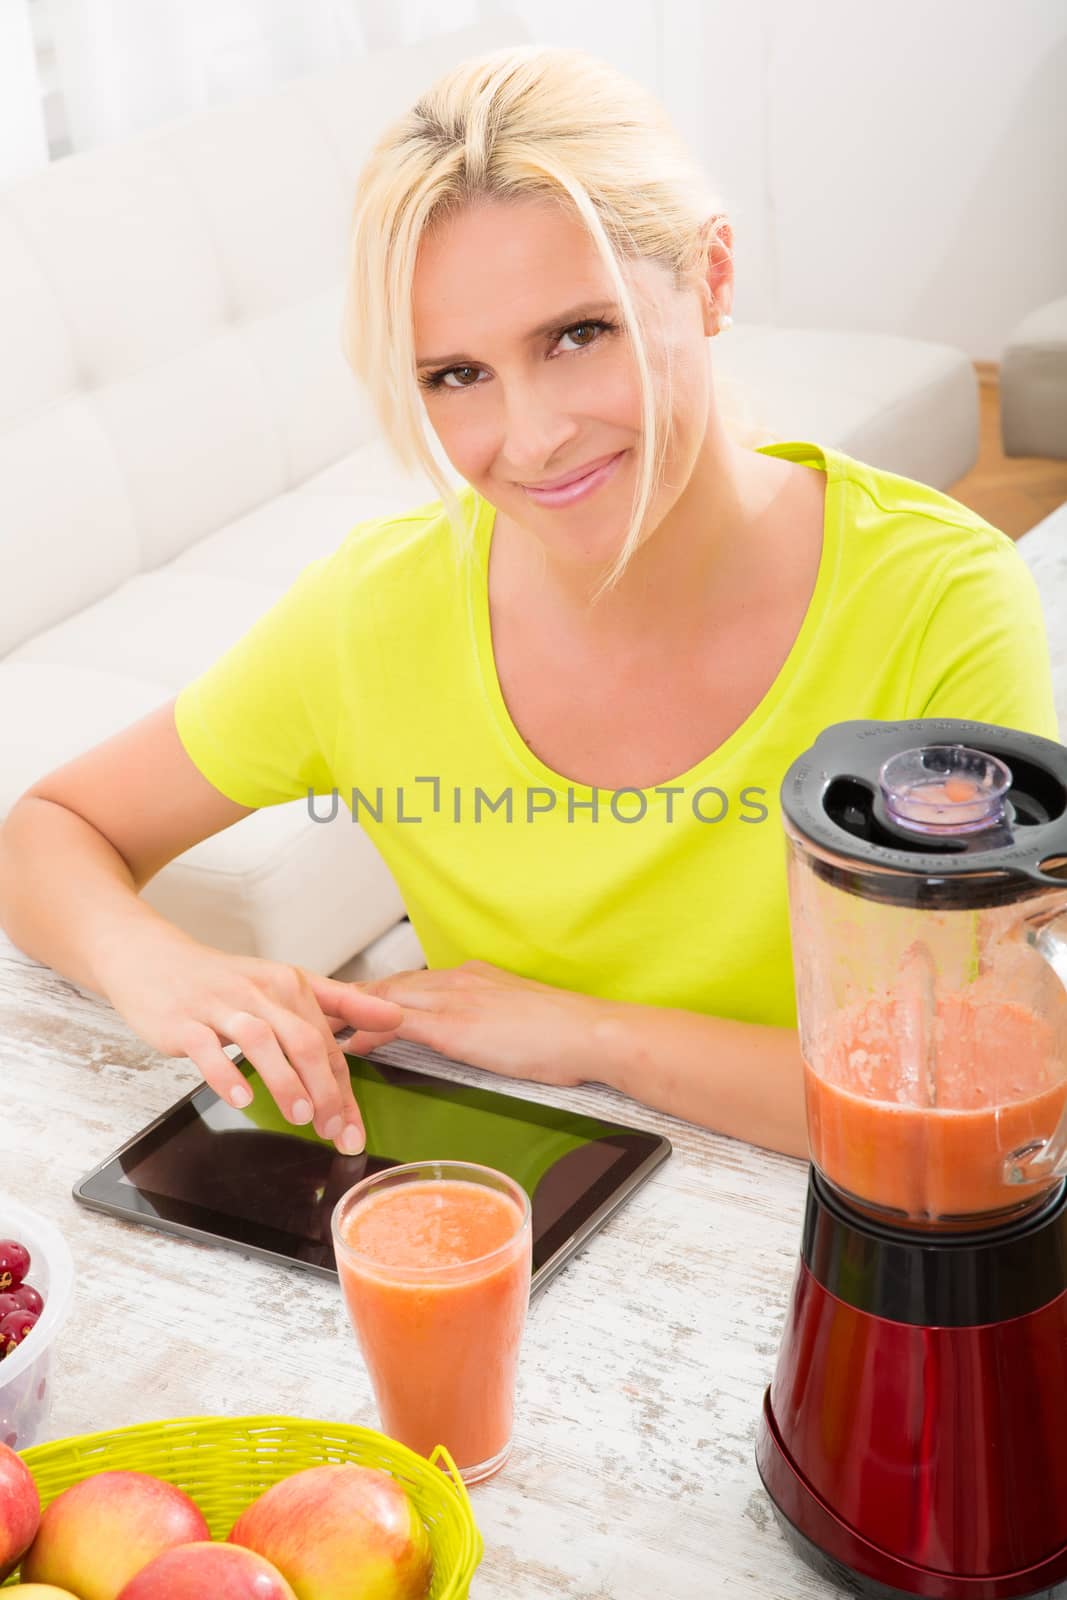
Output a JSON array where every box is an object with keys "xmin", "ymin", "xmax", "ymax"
[{"xmin": 0, "ymin": 929, "xmax": 835, "ymax": 1598}]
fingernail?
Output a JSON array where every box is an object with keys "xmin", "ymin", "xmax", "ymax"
[
  {"xmin": 291, "ymin": 1097, "xmax": 314, "ymax": 1124},
  {"xmin": 323, "ymin": 1114, "xmax": 342, "ymax": 1140},
  {"xmin": 229, "ymin": 1084, "xmax": 253, "ymax": 1108},
  {"xmin": 339, "ymin": 1124, "xmax": 365, "ymax": 1155}
]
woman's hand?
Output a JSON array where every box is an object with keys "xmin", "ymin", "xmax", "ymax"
[
  {"xmin": 103, "ymin": 930, "xmax": 404, "ymax": 1152},
  {"xmin": 337, "ymin": 959, "xmax": 611, "ymax": 1089}
]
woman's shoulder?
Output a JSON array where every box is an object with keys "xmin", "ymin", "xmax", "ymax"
[
  {"xmin": 826, "ymin": 443, "xmax": 1009, "ymax": 556},
  {"xmin": 330, "ymin": 482, "xmax": 481, "ymax": 588},
  {"xmin": 762, "ymin": 438, "xmax": 1004, "ymax": 549}
]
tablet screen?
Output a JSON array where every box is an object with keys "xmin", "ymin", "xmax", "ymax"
[{"xmin": 76, "ymin": 1052, "xmax": 670, "ymax": 1291}]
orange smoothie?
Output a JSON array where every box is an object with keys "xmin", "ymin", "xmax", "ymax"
[
  {"xmin": 334, "ymin": 1175, "xmax": 531, "ymax": 1476},
  {"xmin": 805, "ymin": 992, "xmax": 1067, "ymax": 1224}
]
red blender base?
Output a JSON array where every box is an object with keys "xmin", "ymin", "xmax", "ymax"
[
  {"xmin": 755, "ymin": 1171, "xmax": 1067, "ymax": 1600},
  {"xmin": 758, "ymin": 1390, "xmax": 1067, "ymax": 1600}
]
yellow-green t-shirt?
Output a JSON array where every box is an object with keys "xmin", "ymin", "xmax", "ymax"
[{"xmin": 173, "ymin": 441, "xmax": 1059, "ymax": 1030}]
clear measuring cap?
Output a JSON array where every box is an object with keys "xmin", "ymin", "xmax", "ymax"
[{"xmin": 879, "ymin": 744, "xmax": 1013, "ymax": 836}]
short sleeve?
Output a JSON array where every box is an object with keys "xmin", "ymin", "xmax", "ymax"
[
  {"xmin": 911, "ymin": 532, "xmax": 1060, "ymax": 741},
  {"xmin": 174, "ymin": 555, "xmax": 340, "ymax": 807}
]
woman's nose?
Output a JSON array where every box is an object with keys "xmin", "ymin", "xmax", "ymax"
[{"xmin": 498, "ymin": 394, "xmax": 580, "ymax": 482}]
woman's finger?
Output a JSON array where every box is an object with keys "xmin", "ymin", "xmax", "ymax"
[
  {"xmin": 285, "ymin": 987, "xmax": 367, "ymax": 1151},
  {"xmin": 252, "ymin": 994, "xmax": 366, "ymax": 1148},
  {"xmin": 273, "ymin": 984, "xmax": 367, "ymax": 1153},
  {"xmin": 320, "ymin": 1033, "xmax": 366, "ymax": 1153},
  {"xmin": 179, "ymin": 1019, "xmax": 260, "ymax": 1109},
  {"xmin": 307, "ymin": 973, "xmax": 405, "ymax": 1032},
  {"xmin": 344, "ymin": 1026, "xmax": 403, "ymax": 1056},
  {"xmin": 212, "ymin": 1010, "xmax": 311, "ymax": 1123}
]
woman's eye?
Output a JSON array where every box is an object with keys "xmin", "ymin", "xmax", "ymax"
[
  {"xmin": 422, "ymin": 318, "xmax": 612, "ymax": 391},
  {"xmin": 558, "ymin": 321, "xmax": 600, "ymax": 350},
  {"xmin": 440, "ymin": 366, "xmax": 479, "ymax": 389}
]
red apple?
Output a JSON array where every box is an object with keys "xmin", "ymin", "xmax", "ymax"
[
  {"xmin": 229, "ymin": 1464, "xmax": 432, "ymax": 1600},
  {"xmin": 0, "ymin": 1438, "xmax": 40, "ymax": 1580},
  {"xmin": 116, "ymin": 1541, "xmax": 297, "ymax": 1598},
  {"xmin": 21, "ymin": 1470, "xmax": 209, "ymax": 1600}
]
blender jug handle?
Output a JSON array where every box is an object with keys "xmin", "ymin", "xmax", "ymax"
[{"xmin": 1006, "ymin": 907, "xmax": 1067, "ymax": 1186}]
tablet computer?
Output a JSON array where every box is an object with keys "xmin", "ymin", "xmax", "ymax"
[{"xmin": 74, "ymin": 1050, "xmax": 671, "ymax": 1295}]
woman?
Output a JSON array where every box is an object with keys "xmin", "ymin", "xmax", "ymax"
[{"xmin": 0, "ymin": 46, "xmax": 1056, "ymax": 1161}]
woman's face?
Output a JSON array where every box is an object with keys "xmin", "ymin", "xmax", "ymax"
[{"xmin": 411, "ymin": 196, "xmax": 715, "ymax": 572}]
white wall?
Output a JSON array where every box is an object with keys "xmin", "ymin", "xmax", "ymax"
[
  {"xmin": 495, "ymin": 0, "xmax": 1067, "ymax": 361},
  {"xmin": 754, "ymin": 0, "xmax": 1067, "ymax": 359},
  {"xmin": 13, "ymin": 0, "xmax": 1067, "ymax": 361}
]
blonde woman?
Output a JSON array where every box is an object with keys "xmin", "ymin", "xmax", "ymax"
[{"xmin": 0, "ymin": 47, "xmax": 1056, "ymax": 1161}]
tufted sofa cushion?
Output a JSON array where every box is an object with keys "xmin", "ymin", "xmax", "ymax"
[{"xmin": 1000, "ymin": 297, "xmax": 1067, "ymax": 462}]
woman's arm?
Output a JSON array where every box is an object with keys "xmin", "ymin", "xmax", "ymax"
[
  {"xmin": 0, "ymin": 706, "xmax": 401, "ymax": 1146},
  {"xmin": 342, "ymin": 960, "xmax": 811, "ymax": 1161},
  {"xmin": 595, "ymin": 1001, "xmax": 809, "ymax": 1159}
]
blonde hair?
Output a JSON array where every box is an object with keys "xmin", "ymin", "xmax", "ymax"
[{"xmin": 341, "ymin": 43, "xmax": 762, "ymax": 601}]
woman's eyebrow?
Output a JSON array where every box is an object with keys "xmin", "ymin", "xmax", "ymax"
[{"xmin": 415, "ymin": 301, "xmax": 619, "ymax": 369}]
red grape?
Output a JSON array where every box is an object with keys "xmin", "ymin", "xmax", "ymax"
[
  {"xmin": 0, "ymin": 1240, "xmax": 30, "ymax": 1291},
  {"xmin": 10, "ymin": 1283, "xmax": 43, "ymax": 1317},
  {"xmin": 0, "ymin": 1308, "xmax": 37, "ymax": 1355},
  {"xmin": 0, "ymin": 1293, "xmax": 20, "ymax": 1320}
]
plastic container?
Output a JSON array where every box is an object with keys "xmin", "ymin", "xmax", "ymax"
[
  {"xmin": 8, "ymin": 1415, "xmax": 483, "ymax": 1596},
  {"xmin": 0, "ymin": 1196, "xmax": 74, "ymax": 1449}
]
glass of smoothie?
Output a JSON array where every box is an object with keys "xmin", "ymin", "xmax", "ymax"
[{"xmin": 331, "ymin": 1160, "xmax": 532, "ymax": 1484}]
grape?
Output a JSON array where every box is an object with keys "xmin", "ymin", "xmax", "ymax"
[
  {"xmin": 0, "ymin": 1294, "xmax": 20, "ymax": 1321},
  {"xmin": 10, "ymin": 1283, "xmax": 43, "ymax": 1317},
  {"xmin": 0, "ymin": 1240, "xmax": 30, "ymax": 1291},
  {"xmin": 0, "ymin": 1309, "xmax": 37, "ymax": 1355}
]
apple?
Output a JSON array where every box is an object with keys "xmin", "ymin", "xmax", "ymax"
[
  {"xmin": 0, "ymin": 1438, "xmax": 40, "ymax": 1580},
  {"xmin": 115, "ymin": 1541, "xmax": 297, "ymax": 1598},
  {"xmin": 7, "ymin": 1588, "xmax": 81, "ymax": 1597},
  {"xmin": 229, "ymin": 1464, "xmax": 432, "ymax": 1600},
  {"xmin": 21, "ymin": 1470, "xmax": 209, "ymax": 1600}
]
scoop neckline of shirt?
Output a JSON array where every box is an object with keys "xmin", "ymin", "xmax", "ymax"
[{"xmin": 466, "ymin": 439, "xmax": 843, "ymax": 800}]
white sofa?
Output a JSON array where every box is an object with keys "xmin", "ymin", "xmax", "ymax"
[
  {"xmin": 1000, "ymin": 296, "xmax": 1067, "ymax": 461},
  {"xmin": 0, "ymin": 18, "xmax": 985, "ymax": 982}
]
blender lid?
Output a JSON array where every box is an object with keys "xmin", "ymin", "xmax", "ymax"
[{"xmin": 781, "ymin": 719, "xmax": 1067, "ymax": 908}]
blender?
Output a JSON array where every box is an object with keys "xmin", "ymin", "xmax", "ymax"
[{"xmin": 756, "ymin": 718, "xmax": 1067, "ymax": 1599}]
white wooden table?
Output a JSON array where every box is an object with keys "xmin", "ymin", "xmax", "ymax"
[{"xmin": 0, "ymin": 929, "xmax": 834, "ymax": 1598}]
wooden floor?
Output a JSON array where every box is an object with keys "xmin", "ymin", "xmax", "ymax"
[{"xmin": 949, "ymin": 370, "xmax": 1067, "ymax": 541}]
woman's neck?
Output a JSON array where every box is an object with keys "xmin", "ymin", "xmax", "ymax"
[{"xmin": 494, "ymin": 422, "xmax": 801, "ymax": 659}]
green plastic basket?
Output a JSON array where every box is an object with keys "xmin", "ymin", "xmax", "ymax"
[{"xmin": 8, "ymin": 1414, "xmax": 483, "ymax": 1596}]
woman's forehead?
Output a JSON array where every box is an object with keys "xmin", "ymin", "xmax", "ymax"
[
  {"xmin": 412, "ymin": 199, "xmax": 665, "ymax": 347},
  {"xmin": 415, "ymin": 196, "xmax": 598, "ymax": 290}
]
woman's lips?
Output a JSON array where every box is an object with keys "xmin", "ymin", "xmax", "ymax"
[{"xmin": 521, "ymin": 450, "xmax": 626, "ymax": 508}]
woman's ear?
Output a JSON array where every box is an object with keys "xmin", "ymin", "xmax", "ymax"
[{"xmin": 699, "ymin": 216, "xmax": 734, "ymax": 334}]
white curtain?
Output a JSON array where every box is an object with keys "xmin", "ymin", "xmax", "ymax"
[
  {"xmin": 0, "ymin": 1, "xmax": 49, "ymax": 183},
  {"xmin": 45, "ymin": 0, "xmax": 368, "ymax": 150}
]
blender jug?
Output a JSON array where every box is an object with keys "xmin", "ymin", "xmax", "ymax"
[{"xmin": 786, "ymin": 720, "xmax": 1067, "ymax": 1229}]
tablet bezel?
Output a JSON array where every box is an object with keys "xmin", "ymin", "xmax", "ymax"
[{"xmin": 74, "ymin": 1051, "xmax": 672, "ymax": 1297}]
